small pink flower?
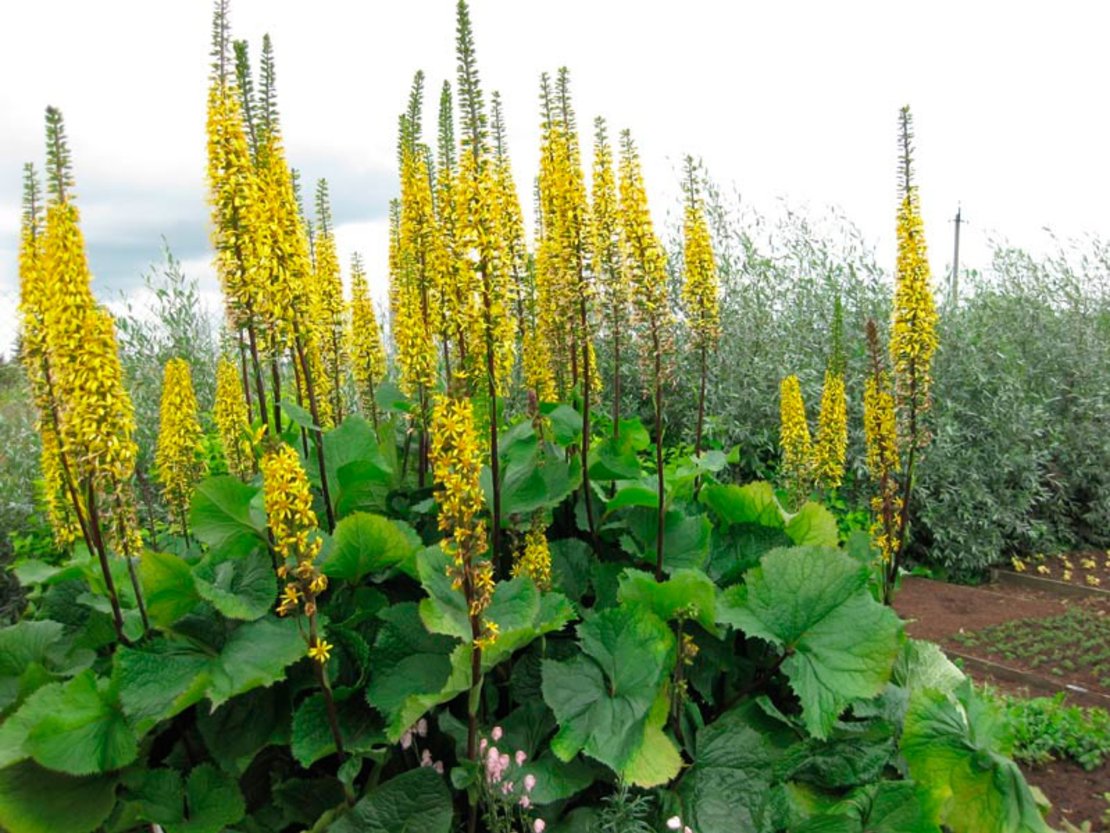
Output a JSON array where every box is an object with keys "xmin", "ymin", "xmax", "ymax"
[
  {"xmin": 520, "ymin": 795, "xmax": 532, "ymax": 809},
  {"xmin": 416, "ymin": 718, "xmax": 428, "ymax": 737},
  {"xmin": 479, "ymin": 738, "xmax": 488, "ymax": 754},
  {"xmin": 684, "ymin": 827, "xmax": 694, "ymax": 833},
  {"xmin": 420, "ymin": 749, "xmax": 433, "ymax": 767},
  {"xmin": 515, "ymin": 750, "xmax": 527, "ymax": 766},
  {"xmin": 534, "ymin": 820, "xmax": 546, "ymax": 833},
  {"xmin": 434, "ymin": 760, "xmax": 444, "ymax": 774},
  {"xmin": 491, "ymin": 726, "xmax": 503, "ymax": 742},
  {"xmin": 400, "ymin": 731, "xmax": 413, "ymax": 750},
  {"xmin": 501, "ymin": 781, "xmax": 512, "ymax": 795},
  {"xmin": 667, "ymin": 817, "xmax": 682, "ymax": 831},
  {"xmin": 500, "ymin": 753, "xmax": 510, "ymax": 771},
  {"xmin": 523, "ymin": 774, "xmax": 536, "ymax": 793}
]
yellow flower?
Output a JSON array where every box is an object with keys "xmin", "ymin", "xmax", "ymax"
[
  {"xmin": 813, "ymin": 371, "xmax": 848, "ymax": 491},
  {"xmin": 310, "ymin": 179, "xmax": 348, "ymax": 422},
  {"xmin": 1086, "ymin": 575, "xmax": 1101, "ymax": 587},
  {"xmin": 681, "ymin": 160, "xmax": 720, "ymax": 351},
  {"xmin": 1062, "ymin": 570, "xmax": 1073, "ymax": 582},
  {"xmin": 513, "ymin": 522, "xmax": 552, "ymax": 591},
  {"xmin": 1011, "ymin": 557, "xmax": 1027, "ymax": 573},
  {"xmin": 863, "ymin": 363, "xmax": 902, "ymax": 566},
  {"xmin": 349, "ymin": 253, "xmax": 388, "ymax": 421},
  {"xmin": 1035, "ymin": 564, "xmax": 1050, "ymax": 576},
  {"xmin": 214, "ymin": 357, "xmax": 254, "ymax": 479},
  {"xmin": 779, "ymin": 375, "xmax": 813, "ymax": 498},
  {"xmin": 261, "ymin": 443, "xmax": 321, "ymax": 565},
  {"xmin": 155, "ymin": 358, "xmax": 208, "ymax": 532},
  {"xmin": 1080, "ymin": 557, "xmax": 1096, "ymax": 570},
  {"xmin": 307, "ymin": 638, "xmax": 333, "ymax": 664},
  {"xmin": 891, "ymin": 106, "xmax": 939, "ymax": 450}
]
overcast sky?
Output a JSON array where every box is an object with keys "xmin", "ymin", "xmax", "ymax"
[{"xmin": 1, "ymin": 0, "xmax": 1108, "ymax": 358}]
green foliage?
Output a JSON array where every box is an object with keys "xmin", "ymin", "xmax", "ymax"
[{"xmin": 990, "ymin": 690, "xmax": 1110, "ymax": 772}]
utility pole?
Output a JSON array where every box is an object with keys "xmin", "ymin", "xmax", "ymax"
[{"xmin": 950, "ymin": 204, "xmax": 965, "ymax": 307}]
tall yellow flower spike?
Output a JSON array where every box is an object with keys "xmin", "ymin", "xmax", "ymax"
[
  {"xmin": 430, "ymin": 395, "xmax": 496, "ymax": 645},
  {"xmin": 779, "ymin": 375, "xmax": 813, "ymax": 501},
  {"xmin": 348, "ymin": 253, "xmax": 388, "ymax": 425},
  {"xmin": 312, "ymin": 180, "xmax": 348, "ymax": 423},
  {"xmin": 681, "ymin": 160, "xmax": 720, "ymax": 351},
  {"xmin": 891, "ymin": 106, "xmax": 939, "ymax": 450},
  {"xmin": 863, "ymin": 372, "xmax": 902, "ymax": 566},
  {"xmin": 214, "ymin": 357, "xmax": 254, "ymax": 480},
  {"xmin": 813, "ymin": 371, "xmax": 848, "ymax": 491},
  {"xmin": 156, "ymin": 358, "xmax": 208, "ymax": 536},
  {"xmin": 18, "ymin": 163, "xmax": 80, "ymax": 547},
  {"xmin": 513, "ymin": 521, "xmax": 552, "ymax": 592}
]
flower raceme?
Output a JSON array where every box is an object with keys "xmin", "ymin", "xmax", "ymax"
[
  {"xmin": 430, "ymin": 395, "xmax": 497, "ymax": 647},
  {"xmin": 779, "ymin": 375, "xmax": 813, "ymax": 499},
  {"xmin": 214, "ymin": 357, "xmax": 254, "ymax": 479},
  {"xmin": 813, "ymin": 370, "xmax": 848, "ymax": 491},
  {"xmin": 348, "ymin": 252, "xmax": 388, "ymax": 421},
  {"xmin": 156, "ymin": 358, "xmax": 208, "ymax": 533}
]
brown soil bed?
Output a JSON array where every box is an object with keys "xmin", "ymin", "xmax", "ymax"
[
  {"xmin": 1024, "ymin": 759, "xmax": 1109, "ymax": 832},
  {"xmin": 895, "ymin": 577, "xmax": 1110, "ymax": 702}
]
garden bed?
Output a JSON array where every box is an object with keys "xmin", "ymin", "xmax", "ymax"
[
  {"xmin": 1003, "ymin": 550, "xmax": 1110, "ymax": 593},
  {"xmin": 1024, "ymin": 760, "xmax": 1109, "ymax": 832}
]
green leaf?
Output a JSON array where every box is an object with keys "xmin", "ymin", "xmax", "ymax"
[
  {"xmin": 115, "ymin": 638, "xmax": 211, "ymax": 730},
  {"xmin": 291, "ymin": 689, "xmax": 384, "ymax": 768},
  {"xmin": 541, "ymin": 403, "xmax": 583, "ymax": 447},
  {"xmin": 626, "ymin": 508, "xmax": 712, "ymax": 572},
  {"xmin": 0, "ymin": 683, "xmax": 67, "ymax": 768},
  {"xmin": 417, "ymin": 546, "xmax": 471, "ymax": 642},
  {"xmin": 0, "ymin": 621, "xmax": 64, "ymax": 712},
  {"xmin": 207, "ymin": 615, "xmax": 306, "ymax": 708},
  {"xmin": 792, "ymin": 782, "xmax": 939, "ymax": 833},
  {"xmin": 131, "ymin": 764, "xmax": 246, "ymax": 833},
  {"xmin": 902, "ymin": 681, "xmax": 1049, "ymax": 833},
  {"xmin": 479, "ymin": 579, "xmax": 575, "ymax": 670},
  {"xmin": 193, "ymin": 548, "xmax": 276, "ymax": 621},
  {"xmin": 588, "ymin": 436, "xmax": 642, "ymax": 481},
  {"xmin": 317, "ymin": 416, "xmax": 392, "ymax": 516},
  {"xmin": 708, "ymin": 523, "xmax": 792, "ymax": 585},
  {"xmin": 618, "ymin": 568, "xmax": 718, "ymax": 633},
  {"xmin": 282, "ymin": 400, "xmax": 320, "ymax": 430},
  {"xmin": 519, "ymin": 752, "xmax": 601, "ymax": 805},
  {"xmin": 25, "ymin": 671, "xmax": 137, "ymax": 775},
  {"xmin": 550, "ymin": 539, "xmax": 593, "ymax": 604},
  {"xmin": 335, "ymin": 459, "xmax": 393, "ymax": 518},
  {"xmin": 0, "ymin": 761, "xmax": 117, "ymax": 833},
  {"xmin": 676, "ymin": 699, "xmax": 798, "ymax": 833},
  {"xmin": 324, "ymin": 512, "xmax": 421, "ymax": 583},
  {"xmin": 197, "ymin": 686, "xmax": 288, "ymax": 775},
  {"xmin": 366, "ymin": 603, "xmax": 467, "ymax": 741},
  {"xmin": 892, "ymin": 640, "xmax": 965, "ymax": 696},
  {"xmin": 607, "ymin": 482, "xmax": 659, "ymax": 511},
  {"xmin": 718, "ymin": 547, "xmax": 903, "ymax": 738},
  {"xmin": 703, "ymin": 481, "xmax": 784, "ymax": 529},
  {"xmin": 542, "ymin": 606, "xmax": 676, "ymax": 783},
  {"xmin": 189, "ymin": 476, "xmax": 266, "ymax": 557},
  {"xmin": 327, "ymin": 767, "xmax": 453, "ymax": 833},
  {"xmin": 140, "ymin": 550, "xmax": 201, "ymax": 628},
  {"xmin": 784, "ymin": 502, "xmax": 840, "ymax": 548}
]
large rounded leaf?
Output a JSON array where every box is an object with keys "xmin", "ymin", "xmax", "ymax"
[{"xmin": 718, "ymin": 547, "xmax": 902, "ymax": 738}]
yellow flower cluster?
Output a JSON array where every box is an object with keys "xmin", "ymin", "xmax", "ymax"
[
  {"xmin": 348, "ymin": 254, "xmax": 388, "ymax": 421},
  {"xmin": 430, "ymin": 395, "xmax": 496, "ymax": 642},
  {"xmin": 681, "ymin": 173, "xmax": 720, "ymax": 350},
  {"xmin": 863, "ymin": 374, "xmax": 902, "ymax": 564},
  {"xmin": 262, "ymin": 443, "xmax": 331, "ymax": 653},
  {"xmin": 155, "ymin": 358, "xmax": 208, "ymax": 531},
  {"xmin": 521, "ymin": 328, "xmax": 557, "ymax": 405},
  {"xmin": 779, "ymin": 375, "xmax": 813, "ymax": 499},
  {"xmin": 619, "ymin": 131, "xmax": 675, "ymax": 390},
  {"xmin": 534, "ymin": 71, "xmax": 594, "ymax": 399},
  {"xmin": 18, "ymin": 166, "xmax": 80, "ymax": 547},
  {"xmin": 891, "ymin": 108, "xmax": 939, "ymax": 449},
  {"xmin": 513, "ymin": 522, "xmax": 552, "ymax": 591},
  {"xmin": 262, "ymin": 443, "xmax": 322, "ymax": 566},
  {"xmin": 392, "ymin": 145, "xmax": 442, "ymax": 397},
  {"xmin": 311, "ymin": 181, "xmax": 348, "ymax": 423},
  {"xmin": 214, "ymin": 357, "xmax": 254, "ymax": 480},
  {"xmin": 813, "ymin": 371, "xmax": 848, "ymax": 491}
]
